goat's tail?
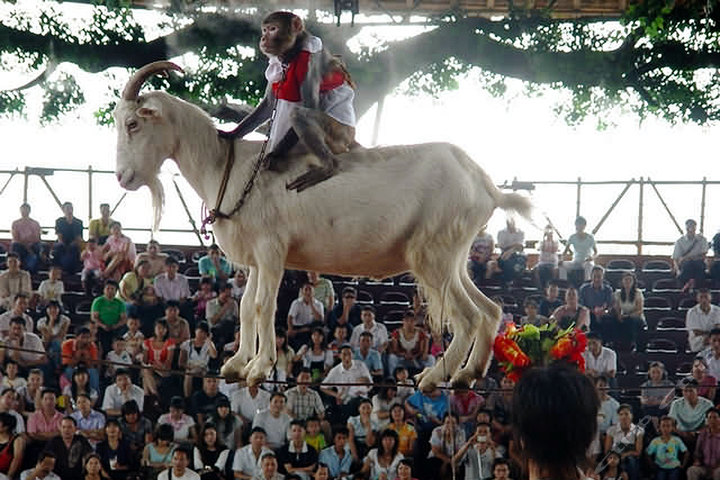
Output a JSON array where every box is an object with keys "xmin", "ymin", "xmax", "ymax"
[{"xmin": 479, "ymin": 167, "xmax": 533, "ymax": 222}]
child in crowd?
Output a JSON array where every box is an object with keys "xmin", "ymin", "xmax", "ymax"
[
  {"xmin": 490, "ymin": 458, "xmax": 512, "ymax": 480},
  {"xmin": 645, "ymin": 416, "xmax": 687, "ymax": 480},
  {"xmin": 304, "ymin": 416, "xmax": 326, "ymax": 452},
  {"xmin": 105, "ymin": 337, "xmax": 133, "ymax": 380},
  {"xmin": 81, "ymin": 238, "xmax": 105, "ymax": 294},
  {"xmin": 37, "ymin": 265, "xmax": 65, "ymax": 309},
  {"xmin": 122, "ymin": 315, "xmax": 145, "ymax": 364},
  {"xmin": 1, "ymin": 360, "xmax": 26, "ymax": 390},
  {"xmin": 192, "ymin": 277, "xmax": 216, "ymax": 321},
  {"xmin": 597, "ymin": 451, "xmax": 627, "ymax": 480},
  {"xmin": 393, "ymin": 367, "xmax": 414, "ymax": 404}
]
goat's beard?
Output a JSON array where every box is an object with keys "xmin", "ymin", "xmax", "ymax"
[{"xmin": 147, "ymin": 177, "xmax": 165, "ymax": 232}]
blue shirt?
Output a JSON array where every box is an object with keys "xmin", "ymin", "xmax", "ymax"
[
  {"xmin": 71, "ymin": 409, "xmax": 106, "ymax": 433},
  {"xmin": 406, "ymin": 390, "xmax": 448, "ymax": 430},
  {"xmin": 318, "ymin": 445, "xmax": 353, "ymax": 478},
  {"xmin": 354, "ymin": 348, "xmax": 383, "ymax": 373},
  {"xmin": 198, "ymin": 255, "xmax": 232, "ymax": 278},
  {"xmin": 579, "ymin": 282, "xmax": 613, "ymax": 310}
]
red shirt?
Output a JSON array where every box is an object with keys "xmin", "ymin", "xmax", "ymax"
[{"xmin": 272, "ymin": 50, "xmax": 346, "ymax": 102}]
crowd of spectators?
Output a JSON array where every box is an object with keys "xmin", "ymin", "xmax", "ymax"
[{"xmin": 4, "ymin": 203, "xmax": 720, "ymax": 480}]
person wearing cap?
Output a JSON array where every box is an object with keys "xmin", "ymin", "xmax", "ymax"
[
  {"xmin": 349, "ymin": 306, "xmax": 388, "ymax": 353},
  {"xmin": 101, "ymin": 369, "xmax": 145, "ymax": 417},
  {"xmin": 673, "ymin": 219, "xmax": 710, "ymax": 292},
  {"xmin": 669, "ymin": 377, "xmax": 714, "ymax": 445},
  {"xmin": 232, "ymin": 427, "xmax": 273, "ymax": 480},
  {"xmin": 60, "ymin": 326, "xmax": 100, "ymax": 391},
  {"xmin": 159, "ymin": 396, "xmax": 197, "ymax": 446},
  {"xmin": 327, "ymin": 287, "xmax": 362, "ymax": 333}
]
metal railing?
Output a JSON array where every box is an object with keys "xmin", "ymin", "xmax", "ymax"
[{"xmin": 1, "ymin": 166, "xmax": 718, "ymax": 254}]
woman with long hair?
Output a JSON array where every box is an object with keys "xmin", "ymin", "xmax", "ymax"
[
  {"xmin": 63, "ymin": 366, "xmax": 99, "ymax": 412},
  {"xmin": 103, "ymin": 221, "xmax": 137, "ymax": 282},
  {"xmin": 371, "ymin": 380, "xmax": 400, "ymax": 429},
  {"xmin": 0, "ymin": 412, "xmax": 24, "ymax": 480},
  {"xmin": 207, "ymin": 398, "xmax": 242, "ymax": 450},
  {"xmin": 387, "ymin": 404, "xmax": 417, "ymax": 457},
  {"xmin": 141, "ymin": 319, "xmax": 175, "ymax": 396},
  {"xmin": 360, "ymin": 429, "xmax": 404, "ymax": 480},
  {"xmin": 83, "ymin": 452, "xmax": 112, "ymax": 480},
  {"xmin": 606, "ymin": 272, "xmax": 645, "ymax": 349},
  {"xmin": 513, "ymin": 364, "xmax": 600, "ymax": 480},
  {"xmin": 299, "ymin": 327, "xmax": 333, "ymax": 382},
  {"xmin": 192, "ymin": 422, "xmax": 229, "ymax": 480},
  {"xmin": 550, "ymin": 287, "xmax": 590, "ymax": 331},
  {"xmin": 142, "ymin": 423, "xmax": 175, "ymax": 477},
  {"xmin": 347, "ymin": 398, "xmax": 378, "ymax": 461},
  {"xmin": 96, "ymin": 418, "xmax": 134, "ymax": 480}
]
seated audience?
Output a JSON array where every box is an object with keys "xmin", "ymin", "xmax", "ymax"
[
  {"xmin": 192, "ymin": 278, "xmax": 216, "ymax": 323},
  {"xmin": 103, "ymin": 221, "xmax": 137, "ymax": 282},
  {"xmin": 0, "ymin": 254, "xmax": 32, "ymax": 311},
  {"xmin": 206, "ymin": 284, "xmax": 238, "ymax": 348},
  {"xmin": 488, "ymin": 218, "xmax": 526, "ymax": 285},
  {"xmin": 550, "ymin": 286, "xmax": 590, "ymax": 331},
  {"xmin": 673, "ymin": 218, "xmax": 709, "ymax": 291},
  {"xmin": 140, "ymin": 319, "xmax": 175, "ymax": 396},
  {"xmin": 87, "ymin": 203, "xmax": 114, "ymax": 245},
  {"xmin": 61, "ymin": 327, "xmax": 100, "ymax": 392},
  {"xmin": 317, "ymin": 427, "xmax": 352, "ymax": 480},
  {"xmin": 118, "ymin": 400, "xmax": 152, "ymax": 457},
  {"xmin": 207, "ymin": 397, "xmax": 243, "ymax": 450},
  {"xmin": 519, "ymin": 298, "xmax": 549, "ymax": 327},
  {"xmin": 608, "ymin": 272, "xmax": 645, "ymax": 349},
  {"xmin": 327, "ymin": 287, "xmax": 362, "ymax": 333},
  {"xmin": 687, "ymin": 289, "xmax": 720, "ymax": 353},
  {"xmin": 231, "ymin": 384, "xmax": 271, "ymax": 429},
  {"xmin": 91, "ymin": 280, "xmax": 127, "ymax": 354},
  {"xmin": 0, "ymin": 317, "xmax": 47, "ymax": 377},
  {"xmin": 157, "ymin": 445, "xmax": 200, "ymax": 480},
  {"xmin": 645, "ymin": 416, "xmax": 688, "ymax": 480},
  {"xmin": 0, "ymin": 294, "xmax": 34, "ymax": 336},
  {"xmin": 158, "ymin": 396, "xmax": 197, "ymax": 446},
  {"xmin": 232, "ymin": 426, "xmax": 273, "ymax": 480},
  {"xmin": 347, "ymin": 398, "xmax": 379, "ymax": 461},
  {"xmin": 142, "ymin": 423, "xmax": 176, "ymax": 477},
  {"xmin": 190, "ymin": 377, "xmax": 229, "ymax": 426},
  {"xmin": 180, "ymin": 322, "xmax": 217, "ymax": 397},
  {"xmin": 277, "ymin": 420, "xmax": 318, "ymax": 480},
  {"xmin": 538, "ymin": 281, "xmax": 563, "ymax": 318},
  {"xmin": 52, "ymin": 202, "xmax": 84, "ymax": 275},
  {"xmin": 19, "ymin": 450, "xmax": 58, "ymax": 480},
  {"xmin": 36, "ymin": 265, "xmax": 64, "ymax": 309},
  {"xmin": 359, "ymin": 429, "xmax": 403, "ymax": 480},
  {"xmin": 63, "ymin": 366, "xmax": 99, "ymax": 411},
  {"xmin": 387, "ymin": 310, "xmax": 432, "ymax": 375},
  {"xmin": 298, "ymin": 328, "xmax": 333, "ymax": 382},
  {"xmin": 154, "ymin": 256, "xmax": 192, "ymax": 305},
  {"xmin": 95, "ymin": 418, "xmax": 134, "ymax": 479},
  {"xmin": 387, "ymin": 404, "xmax": 417, "ymax": 457},
  {"xmin": 582, "ymin": 332, "xmax": 617, "ymax": 381},
  {"xmin": 252, "ymin": 392, "xmax": 291, "ymax": 451},
  {"xmin": 287, "ymin": 283, "xmax": 324, "ymax": 350},
  {"xmin": 640, "ymin": 361, "xmax": 674, "ymax": 428},
  {"xmin": 691, "ymin": 356, "xmax": 717, "ymax": 401},
  {"xmin": 36, "ymin": 300, "xmax": 70, "ymax": 372},
  {"xmin": 321, "ymin": 345, "xmax": 372, "ymax": 425},
  {"xmin": 10, "ymin": 203, "xmax": 43, "ymax": 274},
  {"xmin": 1, "ymin": 361, "xmax": 28, "ymax": 394},
  {"xmin": 687, "ymin": 408, "xmax": 720, "ymax": 480},
  {"xmin": 135, "ymin": 239, "xmax": 168, "ymax": 278},
  {"xmin": 101, "ymin": 370, "xmax": 145, "ymax": 417},
  {"xmin": 254, "ymin": 452, "xmax": 283, "ymax": 480},
  {"xmin": 350, "ymin": 306, "xmax": 388, "ymax": 353},
  {"xmin": 354, "ymin": 332, "xmax": 383, "ymax": 378},
  {"xmin": 307, "ymin": 272, "xmax": 334, "ymax": 318},
  {"xmin": 285, "ymin": 368, "xmax": 326, "ymax": 423},
  {"xmin": 467, "ymin": 226, "xmax": 494, "ymax": 285},
  {"xmin": 453, "ymin": 422, "xmax": 502, "ymax": 480},
  {"xmin": 604, "ymin": 404, "xmax": 644, "ymax": 480},
  {"xmin": 192, "ymin": 422, "xmax": 229, "ymax": 477},
  {"xmin": 198, "ymin": 245, "xmax": 231, "ymax": 285},
  {"xmin": 70, "ymin": 392, "xmax": 106, "ymax": 445},
  {"xmin": 27, "ymin": 388, "xmax": 63, "ymax": 445},
  {"xmin": 669, "ymin": 378, "xmax": 713, "ymax": 444},
  {"xmin": 701, "ymin": 328, "xmax": 720, "ymax": 380},
  {"xmin": 427, "ymin": 413, "xmax": 466, "ymax": 480},
  {"xmin": 117, "ymin": 260, "xmax": 152, "ymax": 304},
  {"xmin": 0, "ymin": 411, "xmax": 24, "ymax": 480},
  {"xmin": 81, "ymin": 238, "xmax": 106, "ymax": 295},
  {"xmin": 371, "ymin": 382, "xmax": 400, "ymax": 430},
  {"xmin": 535, "ymin": 225, "xmax": 559, "ymax": 288},
  {"xmin": 228, "ymin": 268, "xmax": 248, "ymax": 301},
  {"xmin": 45, "ymin": 416, "xmax": 93, "ymax": 479},
  {"xmin": 579, "ymin": 266, "xmax": 613, "ymax": 331}
]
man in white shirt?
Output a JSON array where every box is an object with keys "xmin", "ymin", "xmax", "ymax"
[
  {"xmin": 349, "ymin": 306, "xmax": 388, "ymax": 353},
  {"xmin": 233, "ymin": 427, "xmax": 273, "ymax": 479},
  {"xmin": 0, "ymin": 254, "xmax": 32, "ymax": 311},
  {"xmin": 673, "ymin": 219, "xmax": 709, "ymax": 291},
  {"xmin": 687, "ymin": 289, "xmax": 720, "ymax": 352},
  {"xmin": 0, "ymin": 316, "xmax": 46, "ymax": 374},
  {"xmin": 101, "ymin": 369, "xmax": 145, "ymax": 416},
  {"xmin": 252, "ymin": 392, "xmax": 291, "ymax": 450},
  {"xmin": 582, "ymin": 332, "xmax": 616, "ymax": 379},
  {"xmin": 321, "ymin": 345, "xmax": 372, "ymax": 424},
  {"xmin": 20, "ymin": 450, "xmax": 60, "ymax": 480},
  {"xmin": 0, "ymin": 294, "xmax": 34, "ymax": 336},
  {"xmin": 154, "ymin": 256, "xmax": 191, "ymax": 303},
  {"xmin": 701, "ymin": 328, "xmax": 720, "ymax": 380},
  {"xmin": 157, "ymin": 446, "xmax": 201, "ymax": 480},
  {"xmin": 287, "ymin": 283, "xmax": 324, "ymax": 349},
  {"xmin": 252, "ymin": 453, "xmax": 284, "ymax": 480},
  {"xmin": 232, "ymin": 384, "xmax": 272, "ymax": 426}
]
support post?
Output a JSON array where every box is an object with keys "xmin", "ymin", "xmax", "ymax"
[
  {"xmin": 648, "ymin": 178, "xmax": 683, "ymax": 234},
  {"xmin": 575, "ymin": 177, "xmax": 582, "ymax": 219},
  {"xmin": 38, "ymin": 176, "xmax": 64, "ymax": 210},
  {"xmin": 592, "ymin": 179, "xmax": 633, "ymax": 236},
  {"xmin": 700, "ymin": 176, "xmax": 707, "ymax": 234},
  {"xmin": 637, "ymin": 177, "xmax": 644, "ymax": 256},
  {"xmin": 88, "ymin": 165, "xmax": 94, "ymax": 221}
]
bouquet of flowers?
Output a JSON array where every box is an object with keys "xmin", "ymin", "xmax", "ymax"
[{"xmin": 492, "ymin": 321, "xmax": 586, "ymax": 382}]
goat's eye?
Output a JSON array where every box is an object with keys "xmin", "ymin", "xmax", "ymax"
[{"xmin": 126, "ymin": 120, "xmax": 138, "ymax": 132}]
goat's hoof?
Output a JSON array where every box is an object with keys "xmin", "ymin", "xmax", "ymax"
[
  {"xmin": 451, "ymin": 367, "xmax": 480, "ymax": 386},
  {"xmin": 415, "ymin": 367, "xmax": 441, "ymax": 392},
  {"xmin": 286, "ymin": 166, "xmax": 335, "ymax": 192},
  {"xmin": 247, "ymin": 361, "xmax": 274, "ymax": 387},
  {"xmin": 221, "ymin": 353, "xmax": 252, "ymax": 382}
]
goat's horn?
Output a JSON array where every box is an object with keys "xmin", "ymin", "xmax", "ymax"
[{"xmin": 122, "ymin": 61, "xmax": 184, "ymax": 101}]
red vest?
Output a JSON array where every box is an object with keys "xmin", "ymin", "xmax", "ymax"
[{"xmin": 271, "ymin": 50, "xmax": 346, "ymax": 102}]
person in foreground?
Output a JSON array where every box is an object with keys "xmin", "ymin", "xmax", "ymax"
[{"xmin": 512, "ymin": 364, "xmax": 600, "ymax": 480}]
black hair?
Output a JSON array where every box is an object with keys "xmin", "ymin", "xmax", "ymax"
[
  {"xmin": 377, "ymin": 429, "xmax": 399, "ymax": 458},
  {"xmin": 0, "ymin": 412, "xmax": 17, "ymax": 434},
  {"xmin": 9, "ymin": 316, "xmax": 26, "ymax": 327},
  {"xmin": 154, "ymin": 319, "xmax": 169, "ymax": 341},
  {"xmin": 105, "ymin": 279, "xmax": 119, "ymax": 289},
  {"xmin": 37, "ymin": 450, "xmax": 57, "ymax": 463},
  {"xmin": 361, "ymin": 305, "xmax": 376, "ymax": 314},
  {"xmin": 155, "ymin": 423, "xmax": 175, "ymax": 443},
  {"xmin": 121, "ymin": 399, "xmax": 140, "ymax": 416},
  {"xmin": 512, "ymin": 365, "xmax": 599, "ymax": 480},
  {"xmin": 619, "ymin": 272, "xmax": 637, "ymax": 303}
]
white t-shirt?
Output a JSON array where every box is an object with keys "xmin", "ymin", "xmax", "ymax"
[
  {"xmin": 20, "ymin": 470, "xmax": 57, "ymax": 480},
  {"xmin": 252, "ymin": 409, "xmax": 290, "ymax": 449},
  {"xmin": 687, "ymin": 304, "xmax": 720, "ymax": 352},
  {"xmin": 288, "ymin": 298, "xmax": 324, "ymax": 327},
  {"xmin": 231, "ymin": 388, "xmax": 271, "ymax": 422},
  {"xmin": 349, "ymin": 322, "xmax": 389, "ymax": 350},
  {"xmin": 567, "ymin": 233, "xmax": 596, "ymax": 263},
  {"xmin": 157, "ymin": 468, "xmax": 201, "ymax": 480},
  {"xmin": 232, "ymin": 445, "xmax": 273, "ymax": 476},
  {"xmin": 582, "ymin": 347, "xmax": 617, "ymax": 376}
]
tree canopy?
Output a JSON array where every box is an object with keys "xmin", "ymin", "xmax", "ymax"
[{"xmin": 1, "ymin": 0, "xmax": 720, "ymax": 128}]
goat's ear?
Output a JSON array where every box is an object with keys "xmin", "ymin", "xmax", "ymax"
[{"xmin": 135, "ymin": 98, "xmax": 163, "ymax": 119}]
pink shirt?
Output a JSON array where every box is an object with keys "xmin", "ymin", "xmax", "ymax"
[
  {"xmin": 105, "ymin": 235, "xmax": 137, "ymax": 263},
  {"xmin": 82, "ymin": 248, "xmax": 104, "ymax": 271},
  {"xmin": 11, "ymin": 218, "xmax": 41, "ymax": 244},
  {"xmin": 27, "ymin": 410, "xmax": 63, "ymax": 434}
]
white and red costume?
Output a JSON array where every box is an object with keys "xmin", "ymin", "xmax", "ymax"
[{"xmin": 265, "ymin": 35, "xmax": 356, "ymax": 151}]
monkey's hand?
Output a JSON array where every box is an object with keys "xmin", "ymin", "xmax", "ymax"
[{"xmin": 286, "ymin": 163, "xmax": 337, "ymax": 192}]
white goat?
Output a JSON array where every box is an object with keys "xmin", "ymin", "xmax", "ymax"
[{"xmin": 114, "ymin": 62, "xmax": 532, "ymax": 389}]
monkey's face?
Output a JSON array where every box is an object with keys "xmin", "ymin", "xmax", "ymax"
[{"xmin": 260, "ymin": 21, "xmax": 295, "ymax": 57}]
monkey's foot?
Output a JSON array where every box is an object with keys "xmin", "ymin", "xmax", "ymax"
[{"xmin": 286, "ymin": 166, "xmax": 335, "ymax": 192}]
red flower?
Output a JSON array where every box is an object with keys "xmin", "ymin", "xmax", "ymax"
[{"xmin": 493, "ymin": 335, "xmax": 531, "ymax": 369}]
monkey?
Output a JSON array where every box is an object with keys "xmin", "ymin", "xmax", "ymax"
[{"xmin": 219, "ymin": 11, "xmax": 358, "ymax": 192}]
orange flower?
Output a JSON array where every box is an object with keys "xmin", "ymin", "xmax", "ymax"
[{"xmin": 493, "ymin": 335, "xmax": 531, "ymax": 369}]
